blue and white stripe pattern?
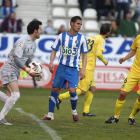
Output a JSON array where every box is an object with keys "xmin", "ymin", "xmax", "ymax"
[{"xmin": 51, "ymin": 32, "xmax": 89, "ymax": 69}]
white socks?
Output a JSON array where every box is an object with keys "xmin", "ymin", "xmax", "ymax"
[
  {"xmin": 0, "ymin": 91, "xmax": 9, "ymax": 103},
  {"xmin": 0, "ymin": 92, "xmax": 20, "ymax": 120}
]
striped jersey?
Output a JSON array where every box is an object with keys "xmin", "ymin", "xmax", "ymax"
[{"xmin": 51, "ymin": 31, "xmax": 89, "ymax": 69}]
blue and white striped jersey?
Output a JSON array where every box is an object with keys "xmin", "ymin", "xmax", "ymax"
[{"xmin": 51, "ymin": 31, "xmax": 89, "ymax": 69}]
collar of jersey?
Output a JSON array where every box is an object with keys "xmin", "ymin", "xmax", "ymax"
[
  {"xmin": 67, "ymin": 31, "xmax": 78, "ymax": 37},
  {"xmin": 27, "ymin": 35, "xmax": 34, "ymax": 42},
  {"xmin": 99, "ymin": 34, "xmax": 104, "ymax": 39}
]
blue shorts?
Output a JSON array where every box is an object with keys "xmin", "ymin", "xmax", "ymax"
[{"xmin": 52, "ymin": 64, "xmax": 79, "ymax": 88}]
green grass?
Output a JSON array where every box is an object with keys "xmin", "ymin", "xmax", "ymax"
[{"xmin": 0, "ymin": 87, "xmax": 140, "ymax": 140}]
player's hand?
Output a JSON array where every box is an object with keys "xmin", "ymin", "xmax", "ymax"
[
  {"xmin": 30, "ymin": 72, "xmax": 41, "ymax": 77},
  {"xmin": 49, "ymin": 63, "xmax": 54, "ymax": 73},
  {"xmin": 25, "ymin": 67, "xmax": 41, "ymax": 77},
  {"xmin": 105, "ymin": 61, "xmax": 108, "ymax": 66},
  {"xmin": 119, "ymin": 58, "xmax": 126, "ymax": 64},
  {"xmin": 79, "ymin": 69, "xmax": 85, "ymax": 80}
]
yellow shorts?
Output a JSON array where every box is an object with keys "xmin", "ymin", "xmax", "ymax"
[
  {"xmin": 121, "ymin": 71, "xmax": 140, "ymax": 94},
  {"xmin": 78, "ymin": 69, "xmax": 95, "ymax": 92}
]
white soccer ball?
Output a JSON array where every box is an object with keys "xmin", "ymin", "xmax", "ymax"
[{"xmin": 28, "ymin": 61, "xmax": 42, "ymax": 73}]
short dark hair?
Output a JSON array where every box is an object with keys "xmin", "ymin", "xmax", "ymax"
[
  {"xmin": 70, "ymin": 16, "xmax": 82, "ymax": 24},
  {"xmin": 100, "ymin": 24, "xmax": 110, "ymax": 35},
  {"xmin": 27, "ymin": 20, "xmax": 42, "ymax": 34}
]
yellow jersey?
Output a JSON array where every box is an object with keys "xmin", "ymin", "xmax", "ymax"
[
  {"xmin": 80, "ymin": 35, "xmax": 107, "ymax": 71},
  {"xmin": 130, "ymin": 35, "xmax": 140, "ymax": 74}
]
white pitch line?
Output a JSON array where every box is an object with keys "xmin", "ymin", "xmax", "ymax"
[{"xmin": 15, "ymin": 108, "xmax": 62, "ymax": 140}]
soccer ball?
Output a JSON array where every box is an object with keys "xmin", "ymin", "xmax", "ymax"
[{"xmin": 28, "ymin": 61, "xmax": 42, "ymax": 73}]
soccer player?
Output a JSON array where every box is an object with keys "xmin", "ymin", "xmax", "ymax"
[
  {"xmin": 41, "ymin": 16, "xmax": 89, "ymax": 121},
  {"xmin": 56, "ymin": 24, "xmax": 110, "ymax": 116},
  {"xmin": 0, "ymin": 20, "xmax": 42, "ymax": 125},
  {"xmin": 106, "ymin": 35, "xmax": 140, "ymax": 125}
]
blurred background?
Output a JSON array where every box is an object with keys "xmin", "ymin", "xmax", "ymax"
[{"xmin": 0, "ymin": 0, "xmax": 139, "ymax": 36}]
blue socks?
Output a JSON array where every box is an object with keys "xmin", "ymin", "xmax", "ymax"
[
  {"xmin": 49, "ymin": 91, "xmax": 58, "ymax": 112},
  {"xmin": 49, "ymin": 91, "xmax": 78, "ymax": 112},
  {"xmin": 70, "ymin": 92, "xmax": 78, "ymax": 110}
]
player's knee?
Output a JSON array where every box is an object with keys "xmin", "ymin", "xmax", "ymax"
[
  {"xmin": 90, "ymin": 88, "xmax": 96, "ymax": 94},
  {"xmin": 69, "ymin": 88, "xmax": 76, "ymax": 93},
  {"xmin": 119, "ymin": 91, "xmax": 127, "ymax": 100},
  {"xmin": 11, "ymin": 92, "xmax": 20, "ymax": 102},
  {"xmin": 52, "ymin": 87, "xmax": 60, "ymax": 93}
]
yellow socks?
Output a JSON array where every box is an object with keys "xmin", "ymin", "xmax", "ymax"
[
  {"xmin": 129, "ymin": 98, "xmax": 140, "ymax": 118},
  {"xmin": 114, "ymin": 99, "xmax": 125, "ymax": 119},
  {"xmin": 83, "ymin": 91, "xmax": 94, "ymax": 113},
  {"xmin": 59, "ymin": 89, "xmax": 81, "ymax": 100}
]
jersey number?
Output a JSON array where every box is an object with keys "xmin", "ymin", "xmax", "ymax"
[
  {"xmin": 124, "ymin": 78, "xmax": 127, "ymax": 83},
  {"xmin": 87, "ymin": 39, "xmax": 94, "ymax": 52}
]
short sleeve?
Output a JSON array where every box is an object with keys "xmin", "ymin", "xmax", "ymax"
[
  {"xmin": 51, "ymin": 34, "xmax": 61, "ymax": 51},
  {"xmin": 97, "ymin": 40, "xmax": 105, "ymax": 52},
  {"xmin": 131, "ymin": 35, "xmax": 139, "ymax": 50},
  {"xmin": 14, "ymin": 41, "xmax": 25, "ymax": 58},
  {"xmin": 81, "ymin": 36, "xmax": 89, "ymax": 53}
]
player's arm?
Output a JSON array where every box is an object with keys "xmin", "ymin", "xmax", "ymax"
[
  {"xmin": 14, "ymin": 56, "xmax": 26, "ymax": 69},
  {"xmin": 49, "ymin": 34, "xmax": 61, "ymax": 73},
  {"xmin": 14, "ymin": 41, "xmax": 39, "ymax": 76},
  {"xmin": 119, "ymin": 50, "xmax": 136, "ymax": 64},
  {"xmin": 79, "ymin": 36, "xmax": 89, "ymax": 80},
  {"xmin": 79, "ymin": 53, "xmax": 87, "ymax": 80},
  {"xmin": 96, "ymin": 42, "xmax": 108, "ymax": 65},
  {"xmin": 25, "ymin": 57, "xmax": 32, "ymax": 66},
  {"xmin": 119, "ymin": 36, "xmax": 138, "ymax": 64},
  {"xmin": 49, "ymin": 50, "xmax": 57, "ymax": 73}
]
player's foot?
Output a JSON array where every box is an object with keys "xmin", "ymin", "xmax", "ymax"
[
  {"xmin": 41, "ymin": 112, "xmax": 54, "ymax": 120},
  {"xmin": 72, "ymin": 109, "xmax": 79, "ymax": 122},
  {"xmin": 0, "ymin": 119, "xmax": 12, "ymax": 125},
  {"xmin": 128, "ymin": 117, "xmax": 136, "ymax": 125},
  {"xmin": 56, "ymin": 98, "xmax": 62, "ymax": 110},
  {"xmin": 83, "ymin": 112, "xmax": 97, "ymax": 116},
  {"xmin": 105, "ymin": 116, "xmax": 119, "ymax": 124}
]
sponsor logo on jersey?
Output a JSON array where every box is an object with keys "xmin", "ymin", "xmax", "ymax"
[
  {"xmin": 75, "ymin": 40, "xmax": 78, "ymax": 44},
  {"xmin": 62, "ymin": 47, "xmax": 78, "ymax": 56},
  {"xmin": 18, "ymin": 41, "xmax": 24, "ymax": 48}
]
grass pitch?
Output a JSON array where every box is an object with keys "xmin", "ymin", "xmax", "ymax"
[{"xmin": 0, "ymin": 87, "xmax": 140, "ymax": 140}]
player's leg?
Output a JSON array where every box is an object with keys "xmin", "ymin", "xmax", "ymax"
[
  {"xmin": 59, "ymin": 88, "xmax": 84, "ymax": 100},
  {"xmin": 0, "ymin": 89, "xmax": 10, "ymax": 103},
  {"xmin": 6, "ymin": 89, "xmax": 11, "ymax": 97},
  {"xmin": 0, "ymin": 81, "xmax": 20, "ymax": 125},
  {"xmin": 83, "ymin": 86, "xmax": 96, "ymax": 116},
  {"xmin": 0, "ymin": 70, "xmax": 13, "ymax": 103},
  {"xmin": 128, "ymin": 97, "xmax": 140, "ymax": 125},
  {"xmin": 41, "ymin": 87, "xmax": 60, "ymax": 120},
  {"xmin": 69, "ymin": 87, "xmax": 79, "ymax": 121},
  {"xmin": 105, "ymin": 90, "xmax": 128, "ymax": 124},
  {"xmin": 128, "ymin": 80, "xmax": 140, "ymax": 125},
  {"xmin": 41, "ymin": 64, "xmax": 65, "ymax": 120},
  {"xmin": 58, "ymin": 68, "xmax": 88, "ymax": 101},
  {"xmin": 81, "ymin": 69, "xmax": 96, "ymax": 116},
  {"xmin": 105, "ymin": 72, "xmax": 138, "ymax": 124},
  {"xmin": 66, "ymin": 67, "xmax": 79, "ymax": 121},
  {"xmin": 56, "ymin": 88, "xmax": 85, "ymax": 110}
]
